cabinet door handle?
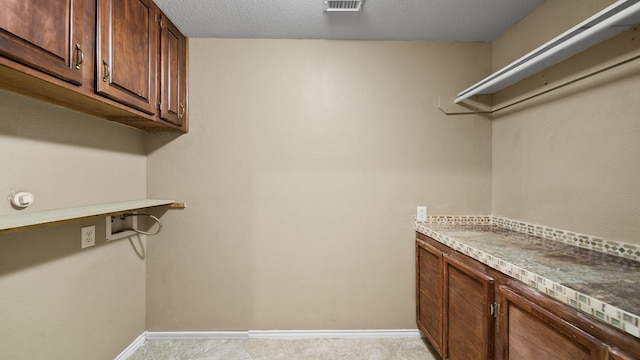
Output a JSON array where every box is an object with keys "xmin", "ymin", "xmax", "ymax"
[
  {"xmin": 102, "ymin": 60, "xmax": 110, "ymax": 82},
  {"xmin": 178, "ymin": 103, "xmax": 185, "ymax": 118},
  {"xmin": 74, "ymin": 44, "xmax": 84, "ymax": 70}
]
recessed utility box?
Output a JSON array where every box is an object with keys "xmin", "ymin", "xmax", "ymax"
[{"xmin": 106, "ymin": 213, "xmax": 138, "ymax": 241}]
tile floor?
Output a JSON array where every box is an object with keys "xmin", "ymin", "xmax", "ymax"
[{"xmin": 128, "ymin": 337, "xmax": 440, "ymax": 360}]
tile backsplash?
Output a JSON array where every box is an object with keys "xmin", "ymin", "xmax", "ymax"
[{"xmin": 425, "ymin": 215, "xmax": 639, "ymax": 262}]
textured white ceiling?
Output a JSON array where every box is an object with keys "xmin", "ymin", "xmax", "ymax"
[{"xmin": 153, "ymin": 0, "xmax": 545, "ymax": 41}]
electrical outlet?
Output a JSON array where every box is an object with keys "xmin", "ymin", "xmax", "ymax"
[
  {"xmin": 81, "ymin": 225, "xmax": 96, "ymax": 249},
  {"xmin": 417, "ymin": 206, "xmax": 428, "ymax": 222}
]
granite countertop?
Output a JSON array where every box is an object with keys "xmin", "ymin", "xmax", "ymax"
[{"xmin": 415, "ymin": 219, "xmax": 640, "ymax": 338}]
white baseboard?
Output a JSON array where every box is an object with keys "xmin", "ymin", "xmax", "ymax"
[
  {"xmin": 146, "ymin": 331, "xmax": 249, "ymax": 340},
  {"xmin": 145, "ymin": 329, "xmax": 421, "ymax": 340},
  {"xmin": 114, "ymin": 332, "xmax": 147, "ymax": 360},
  {"xmin": 118, "ymin": 329, "xmax": 422, "ymax": 359},
  {"xmin": 248, "ymin": 329, "xmax": 422, "ymax": 338}
]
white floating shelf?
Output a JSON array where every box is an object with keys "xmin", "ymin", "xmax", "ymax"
[
  {"xmin": 454, "ymin": 0, "xmax": 640, "ymax": 104},
  {"xmin": 0, "ymin": 199, "xmax": 183, "ymax": 232}
]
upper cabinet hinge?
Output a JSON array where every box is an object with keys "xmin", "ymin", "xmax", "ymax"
[{"xmin": 490, "ymin": 302, "xmax": 499, "ymax": 318}]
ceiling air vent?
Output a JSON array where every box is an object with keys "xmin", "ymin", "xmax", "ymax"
[{"xmin": 324, "ymin": 0, "xmax": 363, "ymax": 12}]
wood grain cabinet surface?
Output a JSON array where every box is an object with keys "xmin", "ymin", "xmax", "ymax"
[
  {"xmin": 0, "ymin": 0, "xmax": 188, "ymax": 132},
  {"xmin": 443, "ymin": 255, "xmax": 494, "ymax": 360},
  {"xmin": 497, "ymin": 285, "xmax": 608, "ymax": 360},
  {"xmin": 416, "ymin": 241, "xmax": 444, "ymax": 355},
  {"xmin": 416, "ymin": 232, "xmax": 640, "ymax": 360},
  {"xmin": 96, "ymin": 0, "xmax": 157, "ymax": 114},
  {"xmin": 0, "ymin": 0, "xmax": 88, "ymax": 85},
  {"xmin": 158, "ymin": 14, "xmax": 187, "ymax": 128}
]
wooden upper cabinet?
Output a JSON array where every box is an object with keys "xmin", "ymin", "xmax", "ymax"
[
  {"xmin": 96, "ymin": 0, "xmax": 157, "ymax": 114},
  {"xmin": 158, "ymin": 14, "xmax": 187, "ymax": 128},
  {"xmin": 444, "ymin": 255, "xmax": 495, "ymax": 360},
  {"xmin": 0, "ymin": 0, "xmax": 187, "ymax": 132},
  {"xmin": 497, "ymin": 286, "xmax": 609, "ymax": 360},
  {"xmin": 416, "ymin": 240, "xmax": 444, "ymax": 356},
  {"xmin": 0, "ymin": 0, "xmax": 87, "ymax": 85}
]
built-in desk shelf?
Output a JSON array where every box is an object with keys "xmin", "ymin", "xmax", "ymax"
[{"xmin": 0, "ymin": 199, "xmax": 185, "ymax": 233}]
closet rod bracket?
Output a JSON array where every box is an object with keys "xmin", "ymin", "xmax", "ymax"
[{"xmin": 438, "ymin": 95, "xmax": 492, "ymax": 115}]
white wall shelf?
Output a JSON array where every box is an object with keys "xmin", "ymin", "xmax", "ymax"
[
  {"xmin": 443, "ymin": 0, "xmax": 640, "ymax": 113},
  {"xmin": 0, "ymin": 199, "xmax": 185, "ymax": 233}
]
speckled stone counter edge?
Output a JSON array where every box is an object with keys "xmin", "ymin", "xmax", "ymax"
[
  {"xmin": 414, "ymin": 215, "xmax": 640, "ymax": 339},
  {"xmin": 426, "ymin": 215, "xmax": 640, "ymax": 262}
]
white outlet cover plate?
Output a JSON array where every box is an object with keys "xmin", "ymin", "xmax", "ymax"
[
  {"xmin": 417, "ymin": 206, "xmax": 428, "ymax": 222},
  {"xmin": 81, "ymin": 225, "xmax": 96, "ymax": 248}
]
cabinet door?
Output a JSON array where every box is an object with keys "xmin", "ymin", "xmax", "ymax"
[
  {"xmin": 609, "ymin": 349, "xmax": 636, "ymax": 360},
  {"xmin": 158, "ymin": 14, "xmax": 187, "ymax": 128},
  {"xmin": 443, "ymin": 255, "xmax": 494, "ymax": 360},
  {"xmin": 416, "ymin": 240, "xmax": 443, "ymax": 356},
  {"xmin": 96, "ymin": 0, "xmax": 157, "ymax": 114},
  {"xmin": 497, "ymin": 286, "xmax": 609, "ymax": 360},
  {"xmin": 0, "ymin": 0, "xmax": 86, "ymax": 85}
]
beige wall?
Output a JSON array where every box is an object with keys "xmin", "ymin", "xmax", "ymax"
[
  {"xmin": 0, "ymin": 90, "xmax": 148, "ymax": 359},
  {"xmin": 146, "ymin": 39, "xmax": 493, "ymax": 330},
  {"xmin": 5, "ymin": 0, "xmax": 636, "ymax": 351},
  {"xmin": 491, "ymin": 0, "xmax": 640, "ymax": 244}
]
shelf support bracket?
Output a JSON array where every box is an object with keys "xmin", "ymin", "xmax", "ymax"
[{"xmin": 438, "ymin": 95, "xmax": 492, "ymax": 115}]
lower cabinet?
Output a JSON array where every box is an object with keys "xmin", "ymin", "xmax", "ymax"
[
  {"xmin": 443, "ymin": 256, "xmax": 494, "ymax": 360},
  {"xmin": 416, "ymin": 241, "xmax": 443, "ymax": 354},
  {"xmin": 497, "ymin": 285, "xmax": 608, "ymax": 360},
  {"xmin": 416, "ymin": 232, "xmax": 640, "ymax": 360},
  {"xmin": 610, "ymin": 349, "xmax": 638, "ymax": 360},
  {"xmin": 417, "ymin": 238, "xmax": 495, "ymax": 360}
]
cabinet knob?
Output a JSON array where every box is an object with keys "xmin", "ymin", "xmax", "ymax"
[{"xmin": 74, "ymin": 44, "xmax": 84, "ymax": 70}]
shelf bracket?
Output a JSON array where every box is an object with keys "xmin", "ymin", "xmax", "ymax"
[{"xmin": 438, "ymin": 95, "xmax": 492, "ymax": 115}]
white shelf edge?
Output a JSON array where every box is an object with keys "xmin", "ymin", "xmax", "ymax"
[
  {"xmin": 454, "ymin": 0, "xmax": 640, "ymax": 104},
  {"xmin": 0, "ymin": 199, "xmax": 176, "ymax": 232}
]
